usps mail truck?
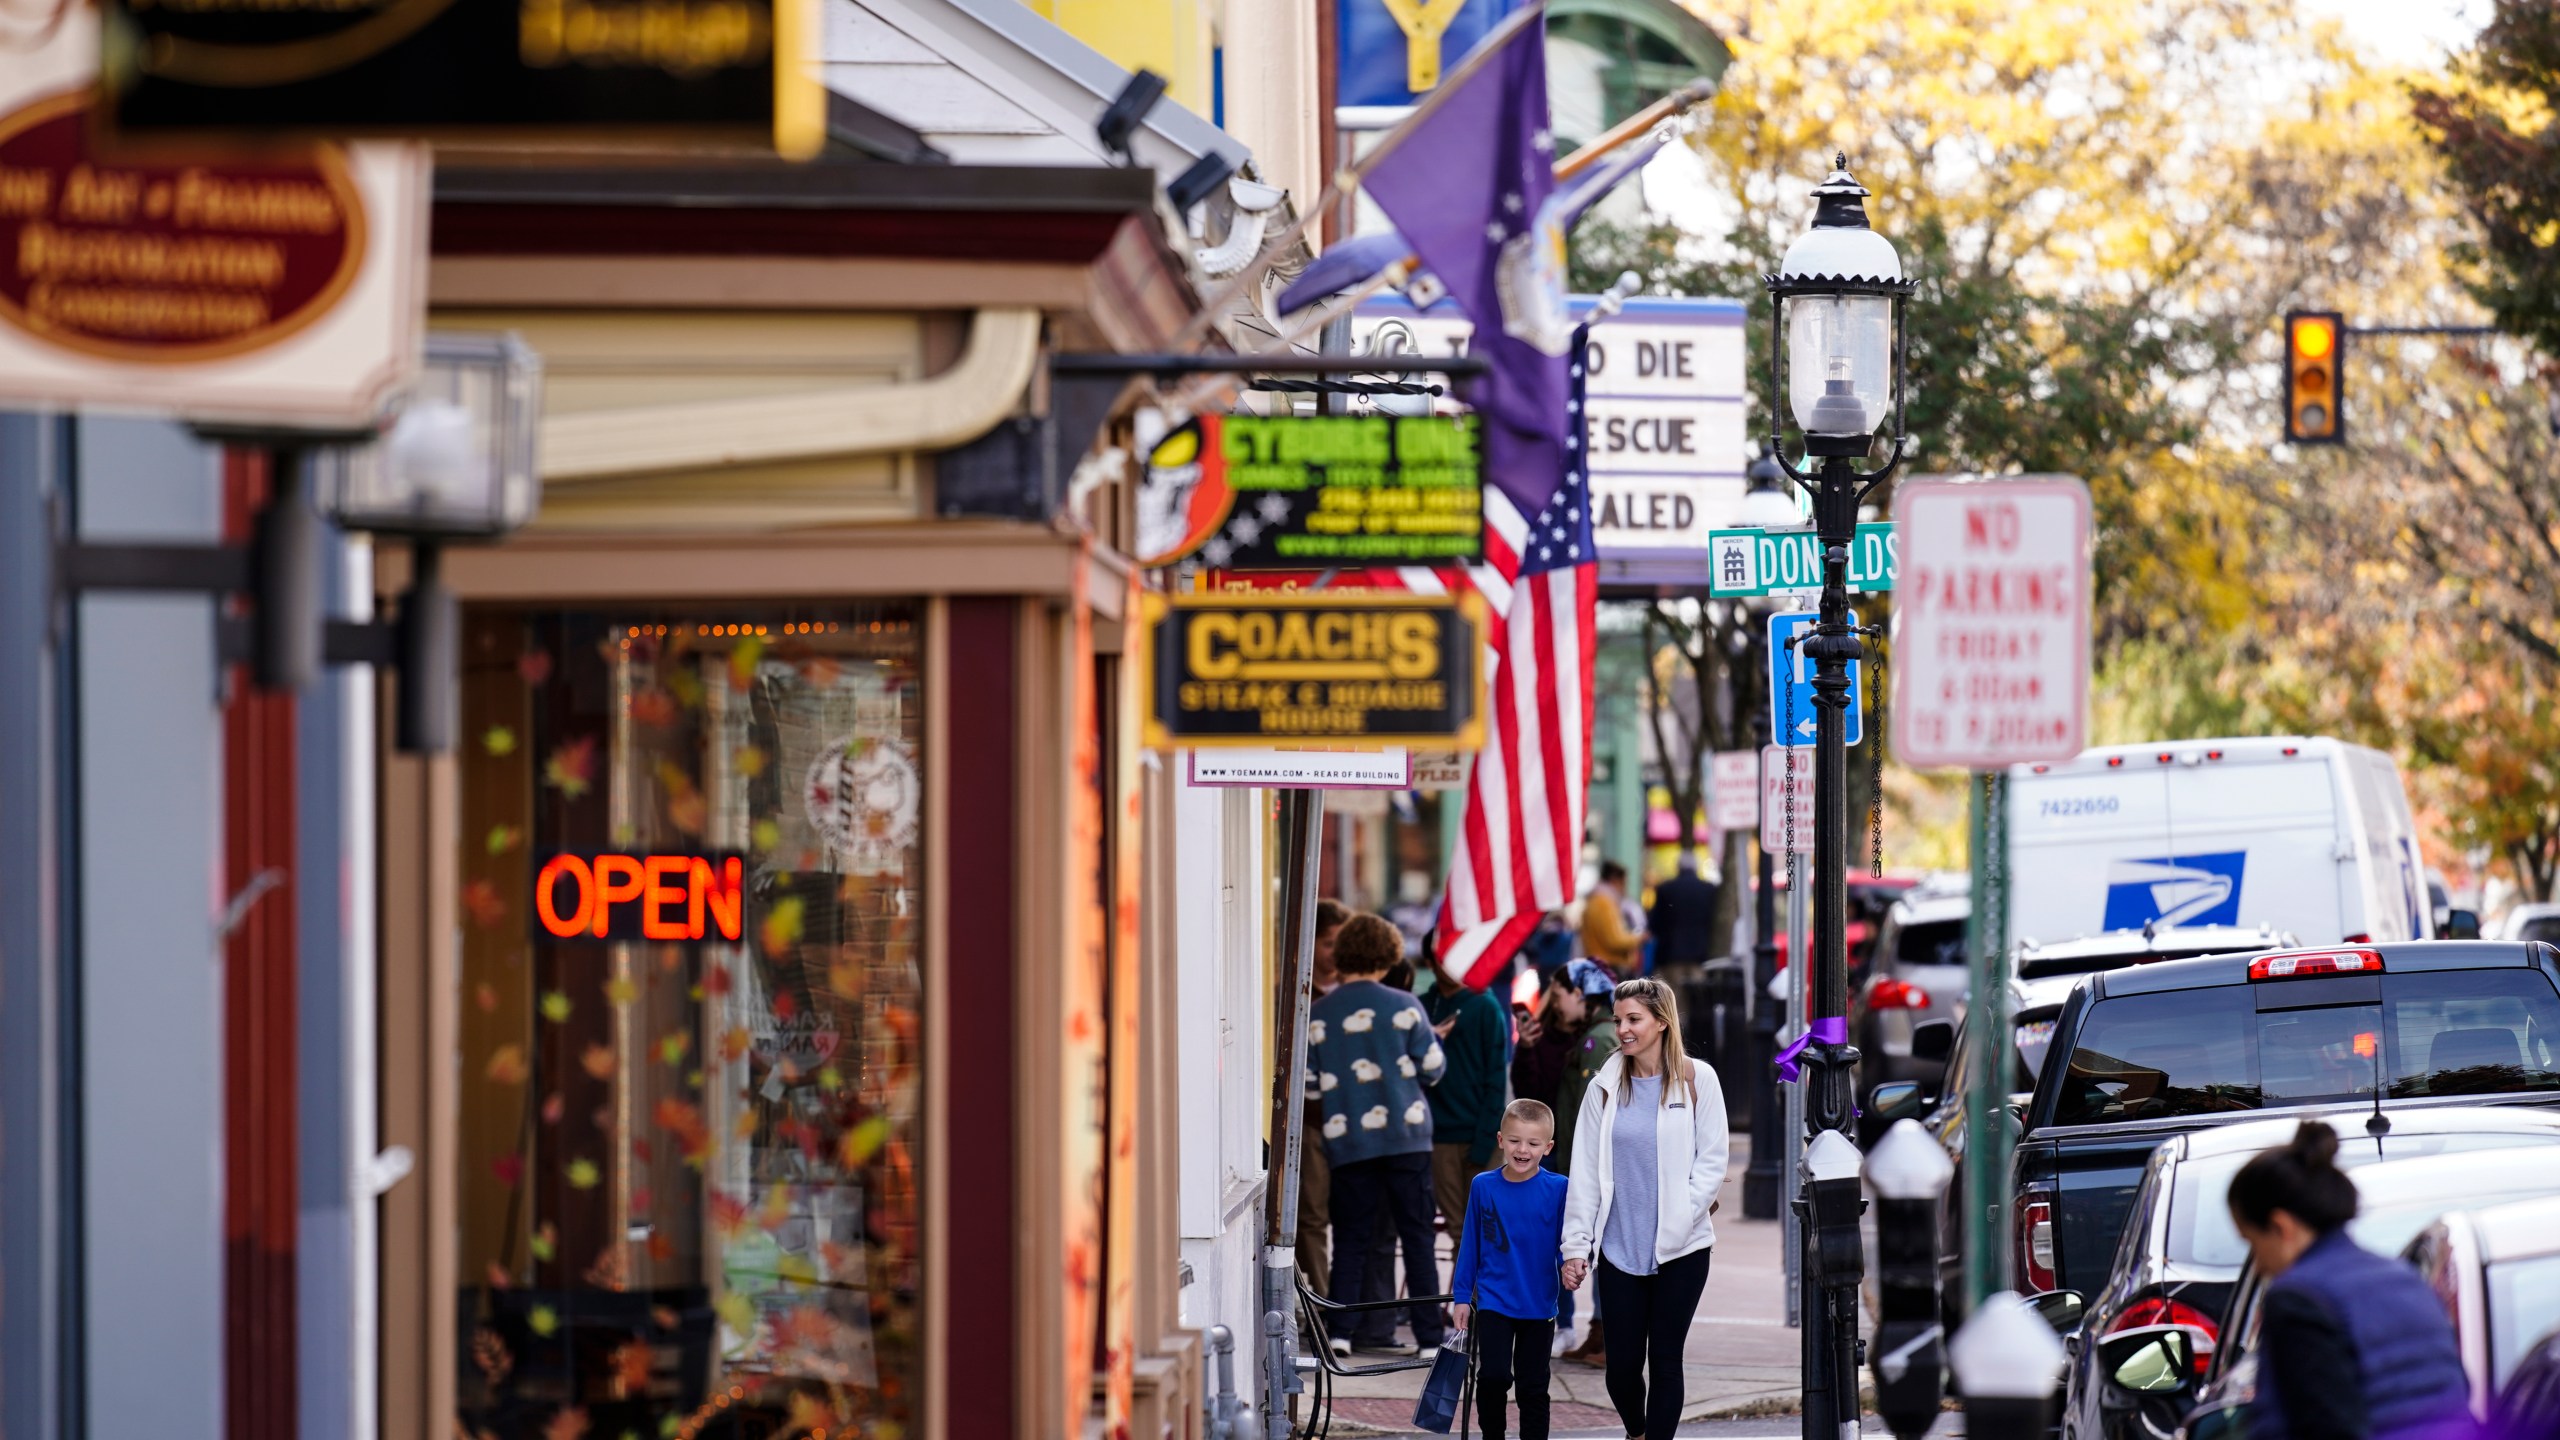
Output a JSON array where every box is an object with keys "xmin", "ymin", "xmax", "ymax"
[{"xmin": 2006, "ymin": 736, "xmax": 2431, "ymax": 948}]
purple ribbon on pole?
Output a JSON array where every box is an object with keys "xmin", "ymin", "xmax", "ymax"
[{"xmin": 1774, "ymin": 1016, "xmax": 1848, "ymax": 1084}]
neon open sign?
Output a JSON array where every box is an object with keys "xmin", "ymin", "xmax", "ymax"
[{"xmin": 533, "ymin": 853, "xmax": 746, "ymax": 943}]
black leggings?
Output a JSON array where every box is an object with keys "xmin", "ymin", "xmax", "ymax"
[
  {"xmin": 1594, "ymin": 1249, "xmax": 1712, "ymax": 1440},
  {"xmin": 1471, "ymin": 1310, "xmax": 1555, "ymax": 1440}
]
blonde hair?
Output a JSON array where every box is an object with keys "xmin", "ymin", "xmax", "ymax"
[
  {"xmin": 1612, "ymin": 977, "xmax": 1696, "ymax": 1107},
  {"xmin": 1502, "ymin": 1098, "xmax": 1555, "ymax": 1133}
]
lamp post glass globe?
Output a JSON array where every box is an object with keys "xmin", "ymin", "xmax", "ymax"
[
  {"xmin": 1770, "ymin": 157, "xmax": 1906, "ymax": 454},
  {"xmin": 1741, "ymin": 444, "xmax": 1803, "ymax": 528},
  {"xmin": 1788, "ymin": 294, "xmax": 1893, "ymax": 437}
]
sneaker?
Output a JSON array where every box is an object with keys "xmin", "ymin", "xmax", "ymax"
[
  {"xmin": 1415, "ymin": 1346, "xmax": 1440, "ymax": 1363},
  {"xmin": 1328, "ymin": 1337, "xmax": 1352, "ymax": 1359}
]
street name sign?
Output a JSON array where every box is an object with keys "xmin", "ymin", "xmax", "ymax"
[
  {"xmin": 1353, "ymin": 293, "xmax": 1747, "ymax": 584},
  {"xmin": 1185, "ymin": 746, "xmax": 1412, "ymax": 789},
  {"xmin": 1891, "ymin": 475, "xmax": 2092, "ymax": 769},
  {"xmin": 1708, "ymin": 523, "xmax": 1899, "ymax": 598},
  {"xmin": 1134, "ymin": 590, "xmax": 1487, "ymax": 749},
  {"xmin": 1709, "ymin": 750, "xmax": 1760, "ymax": 831},
  {"xmin": 1135, "ymin": 412, "xmax": 1483, "ymax": 570},
  {"xmin": 1767, "ymin": 609, "xmax": 1863, "ymax": 748},
  {"xmin": 1761, "ymin": 746, "xmax": 1814, "ymax": 855},
  {"xmin": 0, "ymin": 25, "xmax": 426, "ymax": 427}
]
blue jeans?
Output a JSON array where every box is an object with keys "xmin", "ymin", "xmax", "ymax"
[{"xmin": 1327, "ymin": 1152, "xmax": 1447, "ymax": 1348}]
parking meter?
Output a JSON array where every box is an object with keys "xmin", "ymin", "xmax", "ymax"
[
  {"xmin": 1866, "ymin": 1120, "xmax": 1955, "ymax": 1440},
  {"xmin": 1950, "ymin": 1291, "xmax": 2066, "ymax": 1440}
]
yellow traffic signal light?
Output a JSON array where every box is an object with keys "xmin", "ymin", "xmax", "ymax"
[{"xmin": 2286, "ymin": 311, "xmax": 2345, "ymax": 444}]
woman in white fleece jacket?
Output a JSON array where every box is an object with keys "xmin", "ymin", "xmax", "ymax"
[{"xmin": 1559, "ymin": 977, "xmax": 1730, "ymax": 1440}]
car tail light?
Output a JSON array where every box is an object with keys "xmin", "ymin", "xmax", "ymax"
[
  {"xmin": 1869, "ymin": 977, "xmax": 1930, "ymax": 1010},
  {"xmin": 2016, "ymin": 1194, "xmax": 2057, "ymax": 1293},
  {"xmin": 2156, "ymin": 752, "xmax": 2174, "ymax": 764},
  {"xmin": 2107, "ymin": 756, "xmax": 2125, "ymax": 768},
  {"xmin": 2248, "ymin": 948, "xmax": 2384, "ymax": 981},
  {"xmin": 2110, "ymin": 1296, "xmax": 2221, "ymax": 1377}
]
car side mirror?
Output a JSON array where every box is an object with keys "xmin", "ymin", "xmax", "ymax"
[
  {"xmin": 2006, "ymin": 1092, "xmax": 2034, "ymax": 1126},
  {"xmin": 2443, "ymin": 908, "xmax": 2482, "ymax": 940},
  {"xmin": 1870, "ymin": 1081, "xmax": 1927, "ymax": 1123},
  {"xmin": 2099, "ymin": 1326, "xmax": 2195, "ymax": 1397},
  {"xmin": 2027, "ymin": 1288, "xmax": 2086, "ymax": 1334},
  {"xmin": 1911, "ymin": 1017, "xmax": 1955, "ymax": 1065}
]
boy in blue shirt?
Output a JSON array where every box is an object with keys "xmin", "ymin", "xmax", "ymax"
[{"xmin": 1449, "ymin": 1098, "xmax": 1570, "ymax": 1440}]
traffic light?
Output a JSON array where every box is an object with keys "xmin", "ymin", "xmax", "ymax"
[{"xmin": 2285, "ymin": 311, "xmax": 2345, "ymax": 445}]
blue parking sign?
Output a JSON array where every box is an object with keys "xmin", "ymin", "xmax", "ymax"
[{"xmin": 1767, "ymin": 610, "xmax": 1862, "ymax": 748}]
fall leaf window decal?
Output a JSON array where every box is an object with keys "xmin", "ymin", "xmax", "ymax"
[{"xmin": 457, "ymin": 607, "xmax": 924, "ymax": 1439}]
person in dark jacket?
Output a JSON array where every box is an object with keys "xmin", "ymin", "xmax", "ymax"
[
  {"xmin": 2230, "ymin": 1122, "xmax": 2474, "ymax": 1440},
  {"xmin": 1425, "ymin": 956, "xmax": 1510, "ymax": 1255},
  {"xmin": 1646, "ymin": 855, "xmax": 1721, "ymax": 971}
]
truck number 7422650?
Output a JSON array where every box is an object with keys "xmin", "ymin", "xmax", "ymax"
[{"xmin": 2039, "ymin": 796, "xmax": 2120, "ymax": 817}]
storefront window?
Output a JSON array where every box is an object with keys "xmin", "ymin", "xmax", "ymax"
[{"xmin": 457, "ymin": 606, "xmax": 924, "ymax": 1440}]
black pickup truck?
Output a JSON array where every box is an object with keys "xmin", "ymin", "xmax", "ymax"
[{"xmin": 2008, "ymin": 941, "xmax": 2560, "ymax": 1303}]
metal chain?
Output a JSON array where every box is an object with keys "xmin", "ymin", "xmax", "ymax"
[{"xmin": 1868, "ymin": 628, "xmax": 1885, "ymax": 878}]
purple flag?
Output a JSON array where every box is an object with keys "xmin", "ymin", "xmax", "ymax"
[{"xmin": 1361, "ymin": 7, "xmax": 1571, "ymax": 521}]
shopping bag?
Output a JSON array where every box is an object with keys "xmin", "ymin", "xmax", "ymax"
[{"xmin": 1412, "ymin": 1331, "xmax": 1474, "ymax": 1433}]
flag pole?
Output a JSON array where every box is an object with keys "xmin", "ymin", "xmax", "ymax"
[{"xmin": 1165, "ymin": 2, "xmax": 1550, "ymax": 353}]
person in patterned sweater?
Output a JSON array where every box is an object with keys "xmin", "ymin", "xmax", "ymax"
[{"xmin": 1309, "ymin": 913, "xmax": 1448, "ymax": 1356}]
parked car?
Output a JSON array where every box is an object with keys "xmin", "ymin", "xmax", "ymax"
[
  {"xmin": 1853, "ymin": 875, "xmax": 1971, "ymax": 1128},
  {"xmin": 2501, "ymin": 903, "xmax": 2560, "ymax": 945},
  {"xmin": 1875, "ymin": 927, "xmax": 2292, "ymax": 1271},
  {"xmin": 2180, "ymin": 1142, "xmax": 2560, "ymax": 1440},
  {"xmin": 2408, "ymin": 1193, "xmax": 2560, "ymax": 1418},
  {"xmin": 2059, "ymin": 1111, "xmax": 2560, "ymax": 1440},
  {"xmin": 2012, "ymin": 940, "xmax": 2560, "ymax": 1306},
  {"xmin": 2009, "ymin": 737, "xmax": 2433, "ymax": 949}
]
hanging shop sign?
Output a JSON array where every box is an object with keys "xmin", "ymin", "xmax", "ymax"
[
  {"xmin": 98, "ymin": 0, "xmax": 824, "ymax": 156},
  {"xmin": 1135, "ymin": 590, "xmax": 1487, "ymax": 749},
  {"xmin": 0, "ymin": 27, "xmax": 425, "ymax": 426},
  {"xmin": 1352, "ymin": 294, "xmax": 1747, "ymax": 587},
  {"xmin": 1134, "ymin": 412, "xmax": 1483, "ymax": 570},
  {"xmin": 532, "ymin": 852, "xmax": 747, "ymax": 943}
]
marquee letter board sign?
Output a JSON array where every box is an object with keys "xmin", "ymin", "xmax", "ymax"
[{"xmin": 1134, "ymin": 590, "xmax": 1487, "ymax": 749}]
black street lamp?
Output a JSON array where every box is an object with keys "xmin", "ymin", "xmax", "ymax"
[
  {"xmin": 1740, "ymin": 440, "xmax": 1790, "ymax": 1222},
  {"xmin": 1762, "ymin": 155, "xmax": 1913, "ymax": 1440}
]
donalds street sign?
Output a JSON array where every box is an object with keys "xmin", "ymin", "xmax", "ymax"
[{"xmin": 1135, "ymin": 591, "xmax": 1487, "ymax": 750}]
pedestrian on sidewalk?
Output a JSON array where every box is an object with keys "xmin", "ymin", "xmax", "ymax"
[
  {"xmin": 1298, "ymin": 899, "xmax": 1349, "ymax": 1297},
  {"xmin": 2230, "ymin": 1121, "xmax": 2471, "ymax": 1440},
  {"xmin": 1427, "ymin": 950, "xmax": 1510, "ymax": 1255},
  {"xmin": 1537, "ymin": 959, "xmax": 1621, "ymax": 1362},
  {"xmin": 1560, "ymin": 978, "xmax": 1730, "ymax": 1440},
  {"xmin": 1310, "ymin": 913, "xmax": 1449, "ymax": 1358},
  {"xmin": 1580, "ymin": 862, "xmax": 1641, "ymax": 977},
  {"xmin": 1450, "ymin": 1099, "xmax": 1571, "ymax": 1440}
]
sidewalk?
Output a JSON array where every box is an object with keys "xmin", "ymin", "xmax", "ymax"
[{"xmin": 1317, "ymin": 1133, "xmax": 1803, "ymax": 1435}]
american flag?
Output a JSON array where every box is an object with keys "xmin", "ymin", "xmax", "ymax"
[
  {"xmin": 1201, "ymin": 345, "xmax": 1597, "ymax": 991},
  {"xmin": 1434, "ymin": 325, "xmax": 1598, "ymax": 988}
]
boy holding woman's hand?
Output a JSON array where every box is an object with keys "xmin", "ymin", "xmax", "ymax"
[{"xmin": 1449, "ymin": 1099, "xmax": 1572, "ymax": 1440}]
